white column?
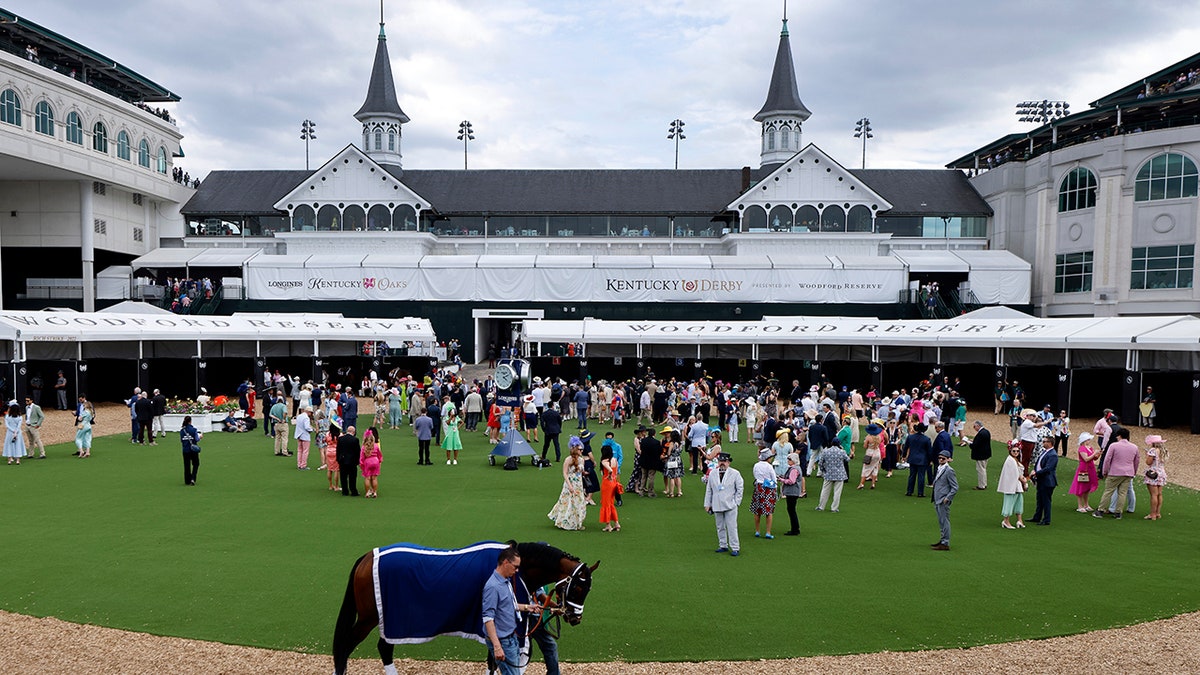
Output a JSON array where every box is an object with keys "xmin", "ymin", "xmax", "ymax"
[{"xmin": 80, "ymin": 181, "xmax": 95, "ymax": 312}]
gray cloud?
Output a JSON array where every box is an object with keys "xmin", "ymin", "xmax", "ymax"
[{"xmin": 9, "ymin": 0, "xmax": 1200, "ymax": 178}]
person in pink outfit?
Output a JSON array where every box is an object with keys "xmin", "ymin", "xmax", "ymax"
[
  {"xmin": 1069, "ymin": 431, "xmax": 1099, "ymax": 512},
  {"xmin": 293, "ymin": 406, "xmax": 314, "ymax": 470},
  {"xmin": 324, "ymin": 426, "xmax": 341, "ymax": 491},
  {"xmin": 359, "ymin": 427, "xmax": 383, "ymax": 498}
]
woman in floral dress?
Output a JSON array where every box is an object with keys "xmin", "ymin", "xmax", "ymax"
[
  {"xmin": 549, "ymin": 437, "xmax": 587, "ymax": 530},
  {"xmin": 663, "ymin": 428, "xmax": 684, "ymax": 497}
]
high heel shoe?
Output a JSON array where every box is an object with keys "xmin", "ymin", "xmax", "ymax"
[
  {"xmin": 1015, "ymin": 521, "xmax": 1025, "ymax": 528},
  {"xmin": 1001, "ymin": 521, "xmax": 1016, "ymax": 530}
]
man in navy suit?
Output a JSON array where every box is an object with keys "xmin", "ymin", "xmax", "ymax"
[
  {"xmin": 903, "ymin": 423, "xmax": 933, "ymax": 497},
  {"xmin": 1030, "ymin": 436, "xmax": 1058, "ymax": 525}
]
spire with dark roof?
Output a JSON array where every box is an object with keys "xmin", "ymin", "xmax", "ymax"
[
  {"xmin": 753, "ymin": 14, "xmax": 811, "ymax": 123},
  {"xmin": 354, "ymin": 19, "xmax": 409, "ymax": 123}
]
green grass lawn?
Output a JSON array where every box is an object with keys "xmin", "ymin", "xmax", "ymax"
[{"xmin": 0, "ymin": 421, "xmax": 1196, "ymax": 663}]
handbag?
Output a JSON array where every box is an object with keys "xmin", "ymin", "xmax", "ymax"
[
  {"xmin": 1076, "ymin": 471, "xmax": 1089, "ymax": 483},
  {"xmin": 1145, "ymin": 469, "xmax": 1158, "ymax": 481},
  {"xmin": 666, "ymin": 459, "xmax": 681, "ymax": 469}
]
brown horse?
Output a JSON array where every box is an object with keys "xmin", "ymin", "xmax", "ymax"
[{"xmin": 332, "ymin": 540, "xmax": 598, "ymax": 675}]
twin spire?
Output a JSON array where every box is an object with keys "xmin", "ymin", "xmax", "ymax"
[
  {"xmin": 349, "ymin": 3, "xmax": 806, "ymax": 171},
  {"xmin": 755, "ymin": 3, "xmax": 811, "ymax": 167}
]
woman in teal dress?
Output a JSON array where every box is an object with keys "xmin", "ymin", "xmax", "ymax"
[
  {"xmin": 837, "ymin": 415, "xmax": 855, "ymax": 458},
  {"xmin": 75, "ymin": 395, "xmax": 95, "ymax": 458},
  {"xmin": 441, "ymin": 407, "xmax": 463, "ymax": 464},
  {"xmin": 387, "ymin": 387, "xmax": 403, "ymax": 428}
]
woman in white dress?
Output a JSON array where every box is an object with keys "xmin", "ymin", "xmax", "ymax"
[{"xmin": 743, "ymin": 397, "xmax": 760, "ymax": 445}]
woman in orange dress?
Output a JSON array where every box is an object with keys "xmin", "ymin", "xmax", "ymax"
[{"xmin": 599, "ymin": 442, "xmax": 622, "ymax": 531}]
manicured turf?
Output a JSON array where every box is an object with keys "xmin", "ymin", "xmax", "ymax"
[{"xmin": 0, "ymin": 421, "xmax": 1196, "ymax": 664}]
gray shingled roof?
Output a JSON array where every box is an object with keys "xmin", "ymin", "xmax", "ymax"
[
  {"xmin": 354, "ymin": 28, "xmax": 409, "ymax": 123},
  {"xmin": 754, "ymin": 21, "xmax": 811, "ymax": 123},
  {"xmin": 851, "ymin": 169, "xmax": 992, "ymax": 216},
  {"xmin": 181, "ymin": 170, "xmax": 309, "ymax": 215},
  {"xmin": 182, "ymin": 167, "xmax": 989, "ymax": 218}
]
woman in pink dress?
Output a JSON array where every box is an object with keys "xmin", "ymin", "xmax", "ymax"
[
  {"xmin": 1069, "ymin": 431, "xmax": 1099, "ymax": 512},
  {"xmin": 324, "ymin": 426, "xmax": 341, "ymax": 491},
  {"xmin": 359, "ymin": 427, "xmax": 383, "ymax": 498}
]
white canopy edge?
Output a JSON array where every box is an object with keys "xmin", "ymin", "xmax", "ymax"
[
  {"xmin": 522, "ymin": 315, "xmax": 1200, "ymax": 351},
  {"xmin": 0, "ymin": 311, "xmax": 435, "ymax": 346}
]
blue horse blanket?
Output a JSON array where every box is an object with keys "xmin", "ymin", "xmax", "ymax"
[{"xmin": 373, "ymin": 541, "xmax": 511, "ymax": 645}]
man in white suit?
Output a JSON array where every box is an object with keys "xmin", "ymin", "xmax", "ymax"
[{"xmin": 704, "ymin": 452, "xmax": 745, "ymax": 557}]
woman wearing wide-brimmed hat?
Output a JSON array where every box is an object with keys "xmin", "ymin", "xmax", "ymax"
[
  {"xmin": 1143, "ymin": 434, "xmax": 1168, "ymax": 520},
  {"xmin": 1069, "ymin": 431, "xmax": 1099, "ymax": 512},
  {"xmin": 857, "ymin": 421, "xmax": 884, "ymax": 490}
]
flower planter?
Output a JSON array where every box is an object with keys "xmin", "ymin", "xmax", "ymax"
[{"xmin": 162, "ymin": 413, "xmax": 213, "ymax": 433}]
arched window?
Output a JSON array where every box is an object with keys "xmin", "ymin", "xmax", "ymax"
[
  {"xmin": 317, "ymin": 204, "xmax": 340, "ymax": 231},
  {"xmin": 394, "ymin": 204, "xmax": 418, "ymax": 231},
  {"xmin": 138, "ymin": 139, "xmax": 150, "ymax": 168},
  {"xmin": 820, "ymin": 205, "xmax": 846, "ymax": 232},
  {"xmin": 156, "ymin": 146, "xmax": 168, "ymax": 174},
  {"xmin": 795, "ymin": 205, "xmax": 819, "ymax": 231},
  {"xmin": 780, "ymin": 126, "xmax": 790, "ymax": 151},
  {"xmin": 367, "ymin": 204, "xmax": 391, "ymax": 230},
  {"xmin": 767, "ymin": 129, "xmax": 776, "ymax": 151},
  {"xmin": 848, "ymin": 205, "xmax": 873, "ymax": 232},
  {"xmin": 342, "ymin": 205, "xmax": 366, "ymax": 231},
  {"xmin": 1135, "ymin": 152, "xmax": 1199, "ymax": 201},
  {"xmin": 34, "ymin": 100, "xmax": 54, "ymax": 136},
  {"xmin": 65, "ymin": 112, "xmax": 84, "ymax": 144},
  {"xmin": 291, "ymin": 204, "xmax": 316, "ymax": 231},
  {"xmin": 768, "ymin": 205, "xmax": 793, "ymax": 231},
  {"xmin": 741, "ymin": 205, "xmax": 768, "ymax": 232},
  {"xmin": 0, "ymin": 89, "xmax": 20, "ymax": 126},
  {"xmin": 117, "ymin": 131, "xmax": 131, "ymax": 160},
  {"xmin": 92, "ymin": 122, "xmax": 108, "ymax": 152},
  {"xmin": 388, "ymin": 132, "xmax": 395, "ymax": 151},
  {"xmin": 1058, "ymin": 167, "xmax": 1097, "ymax": 212},
  {"xmin": 375, "ymin": 131, "xmax": 382, "ymax": 150}
]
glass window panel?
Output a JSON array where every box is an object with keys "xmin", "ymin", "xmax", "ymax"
[
  {"xmin": 1185, "ymin": 175, "xmax": 1199, "ymax": 197},
  {"xmin": 743, "ymin": 206, "xmax": 768, "ymax": 232},
  {"xmin": 1148, "ymin": 245, "xmax": 1176, "ymax": 257},
  {"xmin": 1131, "ymin": 271, "xmax": 1145, "ymax": 289},
  {"xmin": 820, "ymin": 206, "xmax": 846, "ymax": 232},
  {"xmin": 1180, "ymin": 270, "xmax": 1194, "ymax": 288},
  {"xmin": 1055, "ymin": 278, "xmax": 1064, "ymax": 293},
  {"xmin": 1182, "ymin": 245, "xmax": 1195, "ymax": 256},
  {"xmin": 1149, "ymin": 180, "xmax": 1166, "ymax": 201},
  {"xmin": 795, "ymin": 205, "xmax": 820, "ymax": 232},
  {"xmin": 1166, "ymin": 176, "xmax": 1182, "ymax": 198},
  {"xmin": 1135, "ymin": 182, "xmax": 1149, "ymax": 201},
  {"xmin": 1146, "ymin": 270, "xmax": 1173, "ymax": 288}
]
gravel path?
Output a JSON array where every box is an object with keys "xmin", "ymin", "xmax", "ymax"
[{"xmin": 11, "ymin": 403, "xmax": 1196, "ymax": 673}]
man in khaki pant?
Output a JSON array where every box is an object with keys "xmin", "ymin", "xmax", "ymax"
[
  {"xmin": 270, "ymin": 396, "xmax": 291, "ymax": 456},
  {"xmin": 23, "ymin": 396, "xmax": 45, "ymax": 459}
]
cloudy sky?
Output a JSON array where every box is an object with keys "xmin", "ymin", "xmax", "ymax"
[{"xmin": 12, "ymin": 1, "xmax": 1200, "ymax": 179}]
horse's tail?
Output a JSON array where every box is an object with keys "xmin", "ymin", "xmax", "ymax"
[{"xmin": 332, "ymin": 552, "xmax": 368, "ymax": 675}]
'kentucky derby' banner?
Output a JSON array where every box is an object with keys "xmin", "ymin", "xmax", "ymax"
[{"xmin": 246, "ymin": 261, "xmax": 906, "ymax": 303}]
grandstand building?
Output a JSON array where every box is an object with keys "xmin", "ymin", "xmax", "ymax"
[{"xmin": 0, "ymin": 8, "xmax": 191, "ymax": 312}]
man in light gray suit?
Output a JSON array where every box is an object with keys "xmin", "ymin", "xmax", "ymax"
[
  {"xmin": 704, "ymin": 452, "xmax": 745, "ymax": 557},
  {"xmin": 930, "ymin": 449, "xmax": 958, "ymax": 551}
]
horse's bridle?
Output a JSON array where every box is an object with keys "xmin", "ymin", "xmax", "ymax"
[{"xmin": 553, "ymin": 562, "xmax": 589, "ymax": 619}]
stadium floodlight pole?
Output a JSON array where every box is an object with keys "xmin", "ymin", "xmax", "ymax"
[
  {"xmin": 300, "ymin": 119, "xmax": 317, "ymax": 171},
  {"xmin": 1015, "ymin": 100, "xmax": 1069, "ymax": 152},
  {"xmin": 853, "ymin": 117, "xmax": 873, "ymax": 169},
  {"xmin": 457, "ymin": 120, "xmax": 475, "ymax": 170},
  {"xmin": 667, "ymin": 119, "xmax": 686, "ymax": 170}
]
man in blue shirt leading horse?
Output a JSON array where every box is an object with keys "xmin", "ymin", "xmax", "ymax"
[{"xmin": 482, "ymin": 546, "xmax": 538, "ymax": 675}]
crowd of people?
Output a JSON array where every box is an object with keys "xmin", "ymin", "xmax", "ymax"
[{"xmin": 514, "ymin": 370, "xmax": 1173, "ymax": 555}]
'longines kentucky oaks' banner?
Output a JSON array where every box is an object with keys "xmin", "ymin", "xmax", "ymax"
[{"xmin": 245, "ymin": 263, "xmax": 906, "ymax": 304}]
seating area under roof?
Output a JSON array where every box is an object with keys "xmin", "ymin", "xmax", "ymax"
[{"xmin": 0, "ymin": 7, "xmax": 180, "ymax": 104}]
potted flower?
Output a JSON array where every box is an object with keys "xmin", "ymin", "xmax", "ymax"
[{"xmin": 162, "ymin": 398, "xmax": 216, "ymax": 433}]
